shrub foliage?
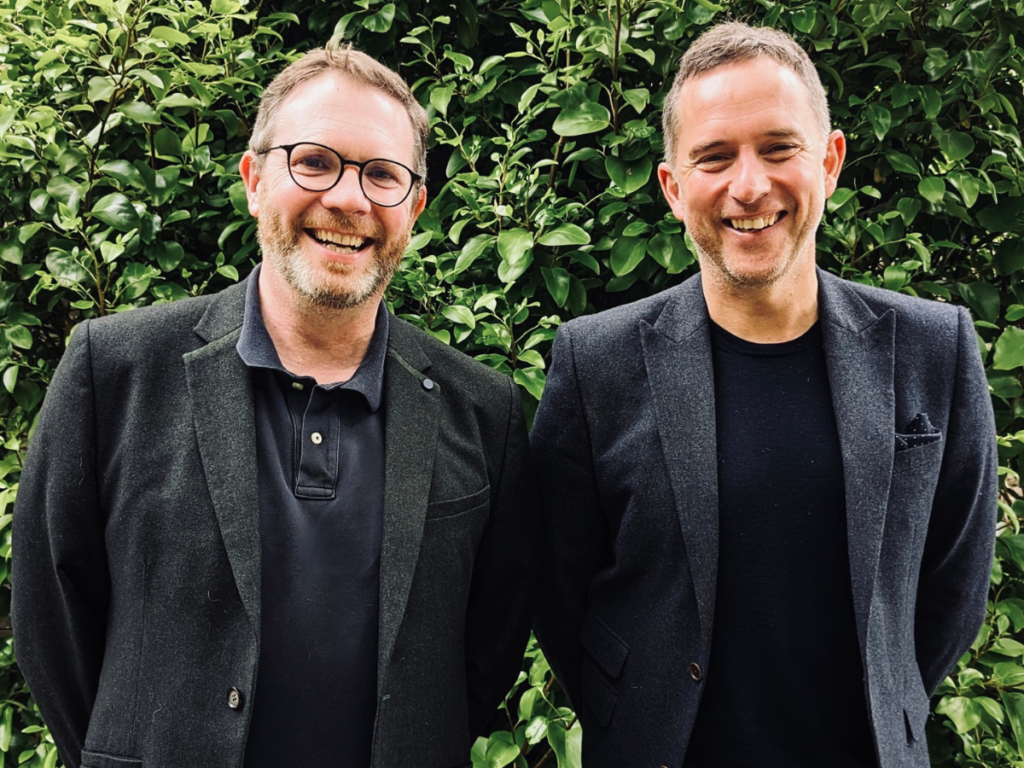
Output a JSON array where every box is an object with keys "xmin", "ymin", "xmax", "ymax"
[{"xmin": 1, "ymin": 0, "xmax": 1024, "ymax": 765}]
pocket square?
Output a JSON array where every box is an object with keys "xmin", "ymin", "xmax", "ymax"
[{"xmin": 895, "ymin": 413, "xmax": 942, "ymax": 450}]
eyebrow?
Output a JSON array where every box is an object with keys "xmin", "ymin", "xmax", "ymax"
[{"xmin": 688, "ymin": 130, "xmax": 803, "ymax": 161}]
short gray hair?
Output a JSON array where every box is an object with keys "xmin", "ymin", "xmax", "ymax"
[
  {"xmin": 661, "ymin": 22, "xmax": 831, "ymax": 165},
  {"xmin": 249, "ymin": 45, "xmax": 429, "ymax": 180}
]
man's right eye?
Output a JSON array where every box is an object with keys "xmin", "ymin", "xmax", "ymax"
[{"xmin": 294, "ymin": 155, "xmax": 333, "ymax": 172}]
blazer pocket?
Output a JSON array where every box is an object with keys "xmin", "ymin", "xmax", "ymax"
[
  {"xmin": 579, "ymin": 612, "xmax": 630, "ymax": 728},
  {"xmin": 81, "ymin": 750, "xmax": 143, "ymax": 768},
  {"xmin": 426, "ymin": 484, "xmax": 490, "ymax": 520},
  {"xmin": 893, "ymin": 434, "xmax": 943, "ymax": 475}
]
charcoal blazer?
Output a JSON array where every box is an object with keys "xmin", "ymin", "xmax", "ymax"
[
  {"xmin": 531, "ymin": 268, "xmax": 997, "ymax": 768},
  {"xmin": 13, "ymin": 278, "xmax": 538, "ymax": 768}
]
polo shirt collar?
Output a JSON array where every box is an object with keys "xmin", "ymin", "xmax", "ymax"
[{"xmin": 236, "ymin": 263, "xmax": 389, "ymax": 412}]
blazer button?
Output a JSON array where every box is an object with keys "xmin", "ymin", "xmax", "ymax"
[
  {"xmin": 227, "ymin": 687, "xmax": 244, "ymax": 710},
  {"xmin": 422, "ymin": 378, "xmax": 434, "ymax": 391},
  {"xmin": 688, "ymin": 662, "xmax": 703, "ymax": 682}
]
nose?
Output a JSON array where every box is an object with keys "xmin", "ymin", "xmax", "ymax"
[
  {"xmin": 319, "ymin": 164, "xmax": 372, "ymax": 214},
  {"xmin": 728, "ymin": 149, "xmax": 771, "ymax": 205}
]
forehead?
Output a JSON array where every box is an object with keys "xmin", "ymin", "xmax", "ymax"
[
  {"xmin": 675, "ymin": 57, "xmax": 818, "ymax": 156},
  {"xmin": 271, "ymin": 73, "xmax": 416, "ymax": 164}
]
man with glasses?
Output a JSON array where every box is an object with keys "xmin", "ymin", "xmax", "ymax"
[{"xmin": 13, "ymin": 47, "xmax": 538, "ymax": 768}]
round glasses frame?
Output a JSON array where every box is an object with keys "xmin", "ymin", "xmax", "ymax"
[{"xmin": 256, "ymin": 142, "xmax": 423, "ymax": 208}]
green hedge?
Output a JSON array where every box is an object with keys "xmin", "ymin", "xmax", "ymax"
[{"xmin": 1, "ymin": 0, "xmax": 1023, "ymax": 765}]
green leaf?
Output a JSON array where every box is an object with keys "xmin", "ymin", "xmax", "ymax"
[
  {"xmin": 993, "ymin": 327, "xmax": 1024, "ymax": 370},
  {"xmin": 98, "ymin": 160, "xmax": 145, "ymax": 189},
  {"xmin": 920, "ymin": 87, "xmax": 942, "ymax": 119},
  {"xmin": 918, "ymin": 177, "xmax": 946, "ymax": 205},
  {"xmin": 4, "ymin": 326, "xmax": 32, "ymax": 350},
  {"xmin": 553, "ymin": 102, "xmax": 611, "ymax": 137},
  {"xmin": 886, "ymin": 152, "xmax": 920, "ymax": 176},
  {"xmin": 87, "ymin": 76, "xmax": 115, "ymax": 103},
  {"xmin": 1003, "ymin": 691, "xmax": 1024, "ymax": 756},
  {"xmin": 157, "ymin": 242, "xmax": 184, "ymax": 272},
  {"xmin": 991, "ymin": 661, "xmax": 1024, "ymax": 687},
  {"xmin": 791, "ymin": 6, "xmax": 816, "ymax": 33},
  {"xmin": 91, "ymin": 193, "xmax": 140, "ymax": 231},
  {"xmin": 117, "ymin": 101, "xmax": 161, "ymax": 124},
  {"xmin": 211, "ymin": 0, "xmax": 242, "ymax": 12},
  {"xmin": 977, "ymin": 197, "xmax": 1024, "ymax": 233},
  {"xmin": 541, "ymin": 267, "xmax": 571, "ymax": 307},
  {"xmin": 0, "ymin": 239, "xmax": 22, "ymax": 265},
  {"xmin": 497, "ymin": 229, "xmax": 534, "ymax": 265},
  {"xmin": 538, "ymin": 224, "xmax": 590, "ymax": 247},
  {"xmin": 454, "ymin": 235, "xmax": 494, "ymax": 273},
  {"xmin": 937, "ymin": 131, "xmax": 975, "ymax": 162},
  {"xmin": 991, "ymin": 638, "xmax": 1024, "ymax": 658},
  {"xmin": 960, "ymin": 281, "xmax": 1000, "ymax": 324},
  {"xmin": 995, "ymin": 240, "xmax": 1024, "ymax": 276},
  {"xmin": 154, "ymin": 127, "xmax": 182, "ymax": 157},
  {"xmin": 514, "ymin": 367, "xmax": 546, "ymax": 401},
  {"xmin": 897, "ymin": 198, "xmax": 921, "ymax": 226},
  {"xmin": 442, "ymin": 305, "xmax": 476, "ymax": 328},
  {"xmin": 363, "ymin": 4, "xmax": 396, "ymax": 33},
  {"xmin": 827, "ymin": 187, "xmax": 856, "ymax": 212},
  {"xmin": 150, "ymin": 26, "xmax": 191, "ymax": 46},
  {"xmin": 610, "ymin": 237, "xmax": 646, "ymax": 276},
  {"xmin": 605, "ymin": 156, "xmax": 652, "ymax": 194},
  {"xmin": 935, "ymin": 696, "xmax": 982, "ymax": 733},
  {"xmin": 866, "ymin": 104, "xmax": 891, "ymax": 141},
  {"xmin": 430, "ymin": 83, "xmax": 455, "ymax": 117},
  {"xmin": 229, "ymin": 180, "xmax": 249, "ymax": 216},
  {"xmin": 2, "ymin": 367, "xmax": 17, "ymax": 394}
]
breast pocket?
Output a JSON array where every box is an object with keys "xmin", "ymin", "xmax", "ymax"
[
  {"xmin": 426, "ymin": 484, "xmax": 490, "ymax": 520},
  {"xmin": 893, "ymin": 435, "xmax": 944, "ymax": 476},
  {"xmin": 80, "ymin": 750, "xmax": 143, "ymax": 768}
]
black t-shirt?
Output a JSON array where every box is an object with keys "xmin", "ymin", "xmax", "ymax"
[{"xmin": 684, "ymin": 321, "xmax": 877, "ymax": 768}]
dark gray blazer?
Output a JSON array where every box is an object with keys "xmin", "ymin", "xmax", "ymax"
[
  {"xmin": 12, "ymin": 279, "xmax": 538, "ymax": 768},
  {"xmin": 532, "ymin": 269, "xmax": 997, "ymax": 768}
]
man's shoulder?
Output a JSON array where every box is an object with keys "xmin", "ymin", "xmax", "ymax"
[
  {"xmin": 85, "ymin": 283, "xmax": 239, "ymax": 348},
  {"xmin": 387, "ymin": 314, "xmax": 512, "ymax": 396},
  {"xmin": 822, "ymin": 271, "xmax": 963, "ymax": 333},
  {"xmin": 560, "ymin": 275, "xmax": 698, "ymax": 346}
]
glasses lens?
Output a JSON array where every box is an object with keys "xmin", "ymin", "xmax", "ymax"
[
  {"xmin": 363, "ymin": 160, "xmax": 413, "ymax": 205},
  {"xmin": 288, "ymin": 144, "xmax": 342, "ymax": 191}
]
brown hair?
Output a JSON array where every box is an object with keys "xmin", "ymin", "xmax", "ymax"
[
  {"xmin": 661, "ymin": 21, "xmax": 831, "ymax": 164},
  {"xmin": 249, "ymin": 45, "xmax": 429, "ymax": 179}
]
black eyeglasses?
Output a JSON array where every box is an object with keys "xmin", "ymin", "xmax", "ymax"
[{"xmin": 257, "ymin": 142, "xmax": 422, "ymax": 207}]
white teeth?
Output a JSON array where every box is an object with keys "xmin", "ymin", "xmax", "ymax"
[
  {"xmin": 310, "ymin": 229, "xmax": 369, "ymax": 248},
  {"xmin": 729, "ymin": 213, "xmax": 780, "ymax": 231}
]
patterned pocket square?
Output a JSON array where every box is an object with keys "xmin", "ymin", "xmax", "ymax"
[{"xmin": 895, "ymin": 413, "xmax": 942, "ymax": 450}]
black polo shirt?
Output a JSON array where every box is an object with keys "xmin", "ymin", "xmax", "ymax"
[{"xmin": 238, "ymin": 265, "xmax": 387, "ymax": 768}]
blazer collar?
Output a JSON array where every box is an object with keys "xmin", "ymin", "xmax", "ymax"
[{"xmin": 641, "ymin": 268, "xmax": 895, "ymax": 648}]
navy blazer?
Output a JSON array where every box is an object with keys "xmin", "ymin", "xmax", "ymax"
[{"xmin": 532, "ymin": 269, "xmax": 997, "ymax": 768}]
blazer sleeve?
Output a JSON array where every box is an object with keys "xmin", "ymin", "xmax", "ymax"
[
  {"xmin": 12, "ymin": 320, "xmax": 110, "ymax": 768},
  {"xmin": 530, "ymin": 324, "xmax": 608, "ymax": 708},
  {"xmin": 463, "ymin": 376, "xmax": 539, "ymax": 737},
  {"xmin": 914, "ymin": 305, "xmax": 998, "ymax": 695}
]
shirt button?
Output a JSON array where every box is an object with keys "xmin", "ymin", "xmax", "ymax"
[
  {"xmin": 291, "ymin": 381, "xmax": 304, "ymax": 390},
  {"xmin": 688, "ymin": 662, "xmax": 703, "ymax": 682},
  {"xmin": 310, "ymin": 432, "xmax": 323, "ymax": 445},
  {"xmin": 227, "ymin": 688, "xmax": 243, "ymax": 709}
]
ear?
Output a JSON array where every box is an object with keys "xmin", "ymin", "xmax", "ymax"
[
  {"xmin": 239, "ymin": 151, "xmax": 262, "ymax": 218},
  {"xmin": 658, "ymin": 161, "xmax": 687, "ymax": 222},
  {"xmin": 410, "ymin": 183, "xmax": 427, "ymax": 223},
  {"xmin": 823, "ymin": 129, "xmax": 846, "ymax": 198}
]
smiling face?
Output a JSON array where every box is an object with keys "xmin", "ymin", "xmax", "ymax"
[
  {"xmin": 240, "ymin": 73, "xmax": 426, "ymax": 310},
  {"xmin": 658, "ymin": 57, "xmax": 845, "ymax": 292}
]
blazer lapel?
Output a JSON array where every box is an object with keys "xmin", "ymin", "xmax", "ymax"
[
  {"xmin": 818, "ymin": 269, "xmax": 896, "ymax": 647},
  {"xmin": 183, "ymin": 282, "xmax": 262, "ymax": 634},
  {"xmin": 640, "ymin": 276, "xmax": 719, "ymax": 644},
  {"xmin": 377, "ymin": 319, "xmax": 440, "ymax": 689}
]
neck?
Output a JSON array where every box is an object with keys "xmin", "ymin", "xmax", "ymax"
[
  {"xmin": 257, "ymin": 266, "xmax": 382, "ymax": 385},
  {"xmin": 702, "ymin": 259, "xmax": 819, "ymax": 343}
]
